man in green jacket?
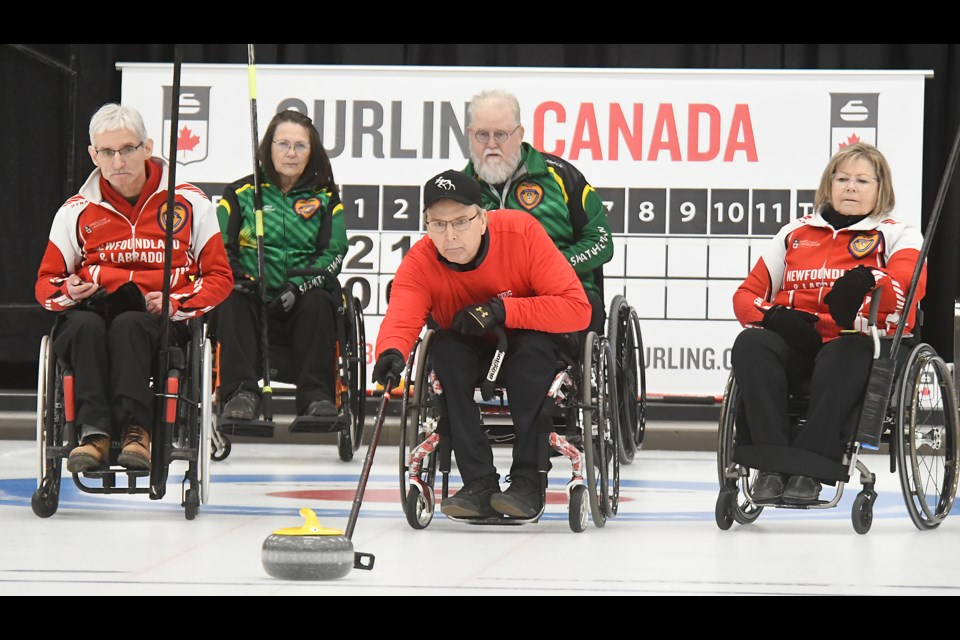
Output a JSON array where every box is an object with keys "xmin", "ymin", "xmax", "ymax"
[{"xmin": 463, "ymin": 89, "xmax": 613, "ymax": 331}]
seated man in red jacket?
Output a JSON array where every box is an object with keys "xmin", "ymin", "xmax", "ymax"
[
  {"xmin": 35, "ymin": 103, "xmax": 233, "ymax": 473},
  {"xmin": 373, "ymin": 169, "xmax": 591, "ymax": 519}
]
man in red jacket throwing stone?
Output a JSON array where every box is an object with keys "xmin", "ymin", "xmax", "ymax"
[{"xmin": 373, "ymin": 169, "xmax": 591, "ymax": 520}]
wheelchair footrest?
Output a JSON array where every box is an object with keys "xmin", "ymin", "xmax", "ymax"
[
  {"xmin": 445, "ymin": 513, "xmax": 539, "ymax": 526},
  {"xmin": 288, "ymin": 415, "xmax": 349, "ymax": 434},
  {"xmin": 218, "ymin": 419, "xmax": 276, "ymax": 438}
]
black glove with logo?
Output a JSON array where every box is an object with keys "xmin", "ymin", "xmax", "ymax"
[
  {"xmin": 823, "ymin": 265, "xmax": 875, "ymax": 328},
  {"xmin": 372, "ymin": 348, "xmax": 405, "ymax": 386},
  {"xmin": 762, "ymin": 305, "xmax": 822, "ymax": 355},
  {"xmin": 267, "ymin": 282, "xmax": 300, "ymax": 319},
  {"xmin": 452, "ymin": 298, "xmax": 506, "ymax": 337}
]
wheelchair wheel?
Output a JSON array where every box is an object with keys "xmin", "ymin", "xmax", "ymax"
[
  {"xmin": 339, "ymin": 294, "xmax": 367, "ymax": 462},
  {"xmin": 895, "ymin": 344, "xmax": 960, "ymax": 530},
  {"xmin": 568, "ymin": 484, "xmax": 589, "ymax": 533},
  {"xmin": 399, "ymin": 331, "xmax": 439, "ymax": 529},
  {"xmin": 580, "ymin": 332, "xmax": 618, "ymax": 527},
  {"xmin": 32, "ymin": 335, "xmax": 61, "ymax": 519},
  {"xmin": 198, "ymin": 337, "xmax": 215, "ymax": 505},
  {"xmin": 851, "ymin": 490, "xmax": 875, "ymax": 535},
  {"xmin": 608, "ymin": 296, "xmax": 646, "ymax": 465},
  {"xmin": 716, "ymin": 373, "xmax": 763, "ymax": 526}
]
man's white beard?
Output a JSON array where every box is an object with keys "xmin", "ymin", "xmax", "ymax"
[{"xmin": 472, "ymin": 147, "xmax": 522, "ymax": 185}]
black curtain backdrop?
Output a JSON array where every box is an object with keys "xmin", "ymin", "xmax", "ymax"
[{"xmin": 2, "ymin": 44, "xmax": 958, "ymax": 389}]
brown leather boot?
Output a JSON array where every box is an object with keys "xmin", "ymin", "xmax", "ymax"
[
  {"xmin": 66, "ymin": 434, "xmax": 111, "ymax": 473},
  {"xmin": 118, "ymin": 425, "xmax": 151, "ymax": 470}
]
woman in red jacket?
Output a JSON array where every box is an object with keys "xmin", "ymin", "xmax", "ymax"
[{"xmin": 731, "ymin": 143, "xmax": 925, "ymax": 503}]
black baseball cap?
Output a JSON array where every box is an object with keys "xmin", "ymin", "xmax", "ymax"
[{"xmin": 422, "ymin": 169, "xmax": 482, "ymax": 212}]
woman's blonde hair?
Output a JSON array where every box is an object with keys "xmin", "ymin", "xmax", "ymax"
[{"xmin": 814, "ymin": 142, "xmax": 895, "ymax": 217}]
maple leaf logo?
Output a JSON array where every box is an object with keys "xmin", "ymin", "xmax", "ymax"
[
  {"xmin": 838, "ymin": 133, "xmax": 862, "ymax": 150},
  {"xmin": 178, "ymin": 126, "xmax": 201, "ymax": 153}
]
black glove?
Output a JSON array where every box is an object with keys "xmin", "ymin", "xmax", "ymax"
[
  {"xmin": 762, "ymin": 305, "xmax": 822, "ymax": 355},
  {"xmin": 267, "ymin": 282, "xmax": 300, "ymax": 319},
  {"xmin": 452, "ymin": 298, "xmax": 506, "ymax": 337},
  {"xmin": 824, "ymin": 265, "xmax": 875, "ymax": 328},
  {"xmin": 373, "ymin": 348, "xmax": 405, "ymax": 386}
]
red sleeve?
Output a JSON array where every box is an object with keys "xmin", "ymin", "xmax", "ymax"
[
  {"xmin": 733, "ymin": 257, "xmax": 773, "ymax": 328},
  {"xmin": 169, "ymin": 234, "xmax": 234, "ymax": 321},
  {"xmin": 501, "ymin": 221, "xmax": 591, "ymax": 333},
  {"xmin": 35, "ymin": 240, "xmax": 76, "ymax": 312},
  {"xmin": 868, "ymin": 248, "xmax": 925, "ymax": 334},
  {"xmin": 375, "ymin": 248, "xmax": 432, "ymax": 359}
]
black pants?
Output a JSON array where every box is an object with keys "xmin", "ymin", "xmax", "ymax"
[
  {"xmin": 585, "ymin": 289, "xmax": 606, "ymax": 336},
  {"xmin": 52, "ymin": 310, "xmax": 168, "ymax": 440},
  {"xmin": 216, "ymin": 288, "xmax": 337, "ymax": 414},
  {"xmin": 430, "ymin": 330, "xmax": 557, "ymax": 484},
  {"xmin": 731, "ymin": 328, "xmax": 873, "ymax": 482}
]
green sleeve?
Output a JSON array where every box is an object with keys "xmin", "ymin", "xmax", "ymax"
[{"xmin": 562, "ymin": 181, "xmax": 613, "ymax": 275}]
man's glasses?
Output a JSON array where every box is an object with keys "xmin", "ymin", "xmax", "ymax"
[
  {"xmin": 95, "ymin": 142, "xmax": 143, "ymax": 160},
  {"xmin": 274, "ymin": 140, "xmax": 310, "ymax": 155},
  {"xmin": 426, "ymin": 211, "xmax": 480, "ymax": 234},
  {"xmin": 833, "ymin": 174, "xmax": 878, "ymax": 187},
  {"xmin": 473, "ymin": 125, "xmax": 520, "ymax": 145}
]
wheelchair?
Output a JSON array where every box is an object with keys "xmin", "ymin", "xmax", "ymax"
[
  {"xmin": 32, "ymin": 317, "xmax": 215, "ymax": 521},
  {"xmin": 607, "ymin": 294, "xmax": 647, "ymax": 465},
  {"xmin": 715, "ymin": 313, "xmax": 960, "ymax": 534},
  {"xmin": 213, "ymin": 274, "xmax": 366, "ymax": 463},
  {"xmin": 398, "ymin": 328, "xmax": 620, "ymax": 533}
]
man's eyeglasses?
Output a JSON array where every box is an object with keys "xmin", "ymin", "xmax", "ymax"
[
  {"xmin": 426, "ymin": 211, "xmax": 480, "ymax": 234},
  {"xmin": 95, "ymin": 142, "xmax": 143, "ymax": 160},
  {"xmin": 833, "ymin": 174, "xmax": 878, "ymax": 187},
  {"xmin": 274, "ymin": 140, "xmax": 310, "ymax": 155},
  {"xmin": 473, "ymin": 125, "xmax": 520, "ymax": 145}
]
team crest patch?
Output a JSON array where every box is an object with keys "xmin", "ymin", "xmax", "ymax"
[
  {"xmin": 294, "ymin": 198, "xmax": 321, "ymax": 220},
  {"xmin": 515, "ymin": 182, "xmax": 544, "ymax": 211},
  {"xmin": 848, "ymin": 232, "xmax": 879, "ymax": 259},
  {"xmin": 157, "ymin": 201, "xmax": 188, "ymax": 234}
]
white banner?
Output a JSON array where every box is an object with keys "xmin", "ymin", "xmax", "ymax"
[{"xmin": 120, "ymin": 63, "xmax": 929, "ymax": 399}]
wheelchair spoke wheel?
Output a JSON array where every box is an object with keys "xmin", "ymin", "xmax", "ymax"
[
  {"xmin": 601, "ymin": 339, "xmax": 621, "ymax": 518},
  {"xmin": 347, "ymin": 295, "xmax": 367, "ymax": 454},
  {"xmin": 581, "ymin": 332, "xmax": 609, "ymax": 527},
  {"xmin": 399, "ymin": 331, "xmax": 439, "ymax": 528},
  {"xmin": 199, "ymin": 337, "xmax": 214, "ymax": 505},
  {"xmin": 717, "ymin": 373, "xmax": 763, "ymax": 525},
  {"xmin": 896, "ymin": 344, "xmax": 960, "ymax": 530},
  {"xmin": 608, "ymin": 296, "xmax": 643, "ymax": 465},
  {"xmin": 629, "ymin": 308, "xmax": 647, "ymax": 450},
  {"xmin": 32, "ymin": 335, "xmax": 62, "ymax": 518}
]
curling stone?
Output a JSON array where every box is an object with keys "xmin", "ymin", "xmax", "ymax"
[{"xmin": 262, "ymin": 507, "xmax": 354, "ymax": 580}]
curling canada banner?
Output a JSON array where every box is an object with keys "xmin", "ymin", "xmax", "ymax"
[{"xmin": 120, "ymin": 64, "xmax": 929, "ymax": 399}]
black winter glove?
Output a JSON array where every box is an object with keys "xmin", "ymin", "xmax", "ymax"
[
  {"xmin": 452, "ymin": 298, "xmax": 506, "ymax": 337},
  {"xmin": 267, "ymin": 282, "xmax": 300, "ymax": 319},
  {"xmin": 762, "ymin": 305, "xmax": 822, "ymax": 355},
  {"xmin": 372, "ymin": 348, "xmax": 405, "ymax": 386},
  {"xmin": 823, "ymin": 265, "xmax": 876, "ymax": 328}
]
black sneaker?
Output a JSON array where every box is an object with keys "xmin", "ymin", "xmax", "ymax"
[
  {"xmin": 490, "ymin": 475, "xmax": 542, "ymax": 518},
  {"xmin": 751, "ymin": 471, "xmax": 785, "ymax": 502},
  {"xmin": 441, "ymin": 475, "xmax": 500, "ymax": 518},
  {"xmin": 782, "ymin": 475, "xmax": 822, "ymax": 504},
  {"xmin": 223, "ymin": 389, "xmax": 260, "ymax": 421},
  {"xmin": 306, "ymin": 399, "xmax": 338, "ymax": 417}
]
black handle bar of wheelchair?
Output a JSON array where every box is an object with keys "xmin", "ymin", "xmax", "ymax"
[{"xmin": 480, "ymin": 326, "xmax": 508, "ymax": 402}]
